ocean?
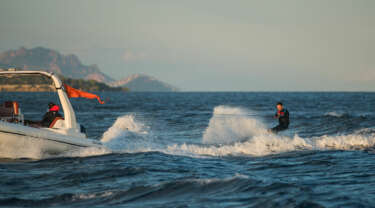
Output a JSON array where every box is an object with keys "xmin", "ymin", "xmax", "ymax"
[{"xmin": 1, "ymin": 92, "xmax": 375, "ymax": 207}]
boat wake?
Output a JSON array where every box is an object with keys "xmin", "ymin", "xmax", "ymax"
[
  {"xmin": 86, "ymin": 105, "xmax": 375, "ymax": 158},
  {"xmin": 8, "ymin": 105, "xmax": 375, "ymax": 159},
  {"xmin": 165, "ymin": 106, "xmax": 375, "ymax": 157}
]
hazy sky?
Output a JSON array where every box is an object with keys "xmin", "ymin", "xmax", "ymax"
[{"xmin": 0, "ymin": 0, "xmax": 374, "ymax": 91}]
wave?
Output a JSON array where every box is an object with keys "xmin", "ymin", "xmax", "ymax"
[
  {"xmin": 324, "ymin": 111, "xmax": 346, "ymax": 118},
  {"xmin": 0, "ymin": 191, "xmax": 116, "ymax": 207},
  {"xmin": 0, "ymin": 174, "xmax": 251, "ymax": 207},
  {"xmin": 323, "ymin": 111, "xmax": 373, "ymax": 119},
  {"xmin": 0, "ymin": 173, "xmax": 328, "ymax": 207},
  {"xmin": 95, "ymin": 106, "xmax": 375, "ymax": 158},
  {"xmin": 165, "ymin": 106, "xmax": 375, "ymax": 157}
]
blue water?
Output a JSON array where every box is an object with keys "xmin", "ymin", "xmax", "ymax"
[{"xmin": 1, "ymin": 92, "xmax": 375, "ymax": 207}]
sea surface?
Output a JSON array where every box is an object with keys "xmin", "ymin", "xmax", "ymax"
[{"xmin": 1, "ymin": 92, "xmax": 375, "ymax": 208}]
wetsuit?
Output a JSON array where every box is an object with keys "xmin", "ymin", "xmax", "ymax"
[
  {"xmin": 40, "ymin": 111, "xmax": 62, "ymax": 127},
  {"xmin": 271, "ymin": 109, "xmax": 289, "ymax": 133}
]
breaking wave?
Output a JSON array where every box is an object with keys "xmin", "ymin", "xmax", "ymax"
[{"xmin": 324, "ymin": 111, "xmax": 347, "ymax": 118}]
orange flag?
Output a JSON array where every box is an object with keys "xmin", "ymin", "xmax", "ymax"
[{"xmin": 64, "ymin": 84, "xmax": 105, "ymax": 104}]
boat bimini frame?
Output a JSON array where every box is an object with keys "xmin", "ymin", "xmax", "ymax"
[{"xmin": 0, "ymin": 69, "xmax": 79, "ymax": 132}]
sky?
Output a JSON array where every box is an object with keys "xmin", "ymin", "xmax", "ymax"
[{"xmin": 0, "ymin": 0, "xmax": 374, "ymax": 91}]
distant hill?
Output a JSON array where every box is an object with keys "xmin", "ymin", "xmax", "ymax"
[
  {"xmin": 110, "ymin": 74, "xmax": 179, "ymax": 92},
  {"xmin": 0, "ymin": 47, "xmax": 114, "ymax": 83},
  {"xmin": 62, "ymin": 77, "xmax": 128, "ymax": 92}
]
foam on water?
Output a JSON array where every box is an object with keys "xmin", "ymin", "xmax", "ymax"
[
  {"xmin": 98, "ymin": 106, "xmax": 375, "ymax": 158},
  {"xmin": 165, "ymin": 106, "xmax": 375, "ymax": 157},
  {"xmin": 167, "ymin": 132, "xmax": 375, "ymax": 157},
  {"xmin": 61, "ymin": 147, "xmax": 112, "ymax": 158}
]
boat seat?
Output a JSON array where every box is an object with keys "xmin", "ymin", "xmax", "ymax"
[
  {"xmin": 0, "ymin": 106, "xmax": 13, "ymax": 117},
  {"xmin": 0, "ymin": 101, "xmax": 20, "ymax": 121},
  {"xmin": 49, "ymin": 117, "xmax": 65, "ymax": 128}
]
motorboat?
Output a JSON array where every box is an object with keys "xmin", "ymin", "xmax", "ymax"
[{"xmin": 0, "ymin": 69, "xmax": 104, "ymax": 159}]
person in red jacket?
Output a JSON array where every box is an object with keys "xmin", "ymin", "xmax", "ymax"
[
  {"xmin": 40, "ymin": 102, "xmax": 62, "ymax": 127},
  {"xmin": 25, "ymin": 102, "xmax": 62, "ymax": 127}
]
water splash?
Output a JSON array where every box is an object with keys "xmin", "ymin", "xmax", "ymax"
[
  {"xmin": 95, "ymin": 106, "xmax": 375, "ymax": 158},
  {"xmin": 100, "ymin": 115, "xmax": 157, "ymax": 152},
  {"xmin": 202, "ymin": 106, "xmax": 267, "ymax": 145},
  {"xmin": 101, "ymin": 115, "xmax": 147, "ymax": 143},
  {"xmin": 165, "ymin": 106, "xmax": 375, "ymax": 157}
]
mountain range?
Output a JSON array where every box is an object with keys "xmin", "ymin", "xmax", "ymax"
[
  {"xmin": 0, "ymin": 47, "xmax": 113, "ymax": 83},
  {"xmin": 110, "ymin": 74, "xmax": 178, "ymax": 92},
  {"xmin": 0, "ymin": 47, "xmax": 178, "ymax": 92}
]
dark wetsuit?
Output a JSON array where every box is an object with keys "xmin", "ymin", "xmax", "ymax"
[
  {"xmin": 271, "ymin": 109, "xmax": 289, "ymax": 133},
  {"xmin": 40, "ymin": 111, "xmax": 62, "ymax": 127}
]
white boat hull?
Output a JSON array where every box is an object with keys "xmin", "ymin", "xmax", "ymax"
[{"xmin": 0, "ymin": 121, "xmax": 104, "ymax": 159}]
